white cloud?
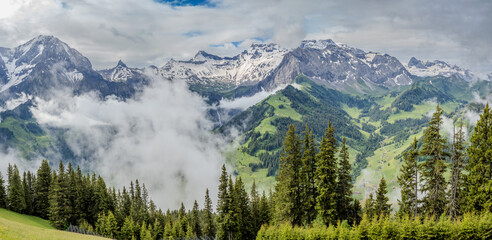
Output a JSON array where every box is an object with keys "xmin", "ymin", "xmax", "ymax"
[{"xmin": 30, "ymin": 73, "xmax": 226, "ymax": 210}]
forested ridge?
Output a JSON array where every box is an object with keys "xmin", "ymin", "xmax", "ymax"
[{"xmin": 1, "ymin": 104, "xmax": 492, "ymax": 239}]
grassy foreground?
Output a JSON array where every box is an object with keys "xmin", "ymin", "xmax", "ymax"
[{"xmin": 0, "ymin": 208, "xmax": 107, "ymax": 240}]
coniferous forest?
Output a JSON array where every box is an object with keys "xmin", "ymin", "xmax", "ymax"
[{"xmin": 2, "ymin": 103, "xmax": 492, "ymax": 239}]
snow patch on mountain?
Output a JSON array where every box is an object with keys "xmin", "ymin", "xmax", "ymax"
[
  {"xmin": 405, "ymin": 57, "xmax": 476, "ymax": 81},
  {"xmin": 159, "ymin": 43, "xmax": 289, "ymax": 87}
]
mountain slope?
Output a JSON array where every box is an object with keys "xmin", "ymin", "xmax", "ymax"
[
  {"xmin": 159, "ymin": 43, "xmax": 288, "ymax": 91},
  {"xmin": 221, "ymin": 74, "xmax": 467, "ymax": 205},
  {"xmin": 0, "ymin": 208, "xmax": 106, "ymax": 240},
  {"xmin": 0, "ymin": 36, "xmax": 141, "ymax": 100}
]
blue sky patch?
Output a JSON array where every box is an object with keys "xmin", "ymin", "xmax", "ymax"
[{"xmin": 155, "ymin": 0, "xmax": 216, "ymax": 7}]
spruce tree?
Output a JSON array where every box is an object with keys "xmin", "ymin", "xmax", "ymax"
[
  {"xmin": 191, "ymin": 200, "xmax": 202, "ymax": 237},
  {"xmin": 315, "ymin": 122, "xmax": 338, "ymax": 225},
  {"xmin": 301, "ymin": 125, "xmax": 317, "ymax": 225},
  {"xmin": 398, "ymin": 137, "xmax": 419, "ymax": 217},
  {"xmin": 203, "ymin": 188, "xmax": 216, "ymax": 238},
  {"xmin": 49, "ymin": 171, "xmax": 66, "ymax": 229},
  {"xmin": 250, "ymin": 180, "xmax": 261, "ymax": 234},
  {"xmin": 274, "ymin": 124, "xmax": 302, "ymax": 225},
  {"xmin": 35, "ymin": 159, "xmax": 51, "ymax": 218},
  {"xmin": 0, "ymin": 172, "xmax": 6, "ymax": 208},
  {"xmin": 22, "ymin": 171, "xmax": 33, "ymax": 215},
  {"xmin": 235, "ymin": 177, "xmax": 253, "ymax": 240},
  {"xmin": 375, "ymin": 176, "xmax": 391, "ymax": 218},
  {"xmin": 350, "ymin": 199, "xmax": 363, "ymax": 226},
  {"xmin": 216, "ymin": 165, "xmax": 231, "ymax": 240},
  {"xmin": 258, "ymin": 191, "xmax": 270, "ymax": 226},
  {"xmin": 464, "ymin": 104, "xmax": 492, "ymax": 213},
  {"xmin": 336, "ymin": 137, "xmax": 353, "ymax": 222},
  {"xmin": 420, "ymin": 104, "xmax": 448, "ymax": 217},
  {"xmin": 8, "ymin": 164, "xmax": 26, "ymax": 213},
  {"xmin": 448, "ymin": 123, "xmax": 465, "ymax": 219},
  {"xmin": 364, "ymin": 193, "xmax": 375, "ymax": 219}
]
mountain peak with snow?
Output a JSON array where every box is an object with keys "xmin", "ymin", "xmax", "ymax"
[
  {"xmin": 405, "ymin": 57, "xmax": 476, "ymax": 81},
  {"xmin": 300, "ymin": 39, "xmax": 337, "ymax": 49}
]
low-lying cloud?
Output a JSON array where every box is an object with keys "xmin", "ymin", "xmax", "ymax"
[{"xmin": 30, "ymin": 74, "xmax": 225, "ymax": 210}]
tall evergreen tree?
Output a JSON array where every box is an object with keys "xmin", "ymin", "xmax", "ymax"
[
  {"xmin": 448, "ymin": 123, "xmax": 465, "ymax": 219},
  {"xmin": 216, "ymin": 165, "xmax": 231, "ymax": 240},
  {"xmin": 336, "ymin": 138, "xmax": 353, "ymax": 222},
  {"xmin": 420, "ymin": 104, "xmax": 448, "ymax": 217},
  {"xmin": 0, "ymin": 172, "xmax": 6, "ymax": 208},
  {"xmin": 258, "ymin": 191, "xmax": 270, "ymax": 226},
  {"xmin": 34, "ymin": 159, "xmax": 51, "ymax": 218},
  {"xmin": 49, "ymin": 171, "xmax": 66, "ymax": 229},
  {"xmin": 234, "ymin": 177, "xmax": 255, "ymax": 239},
  {"xmin": 315, "ymin": 122, "xmax": 338, "ymax": 225},
  {"xmin": 22, "ymin": 171, "xmax": 33, "ymax": 215},
  {"xmin": 464, "ymin": 104, "xmax": 492, "ymax": 212},
  {"xmin": 364, "ymin": 193, "xmax": 375, "ymax": 219},
  {"xmin": 250, "ymin": 180, "xmax": 261, "ymax": 234},
  {"xmin": 274, "ymin": 124, "xmax": 303, "ymax": 225},
  {"xmin": 203, "ymin": 188, "xmax": 216, "ymax": 238},
  {"xmin": 301, "ymin": 125, "xmax": 317, "ymax": 225},
  {"xmin": 375, "ymin": 176, "xmax": 391, "ymax": 218},
  {"xmin": 8, "ymin": 164, "xmax": 26, "ymax": 213},
  {"xmin": 398, "ymin": 137, "xmax": 419, "ymax": 217},
  {"xmin": 350, "ymin": 199, "xmax": 363, "ymax": 226},
  {"xmin": 191, "ymin": 200, "xmax": 202, "ymax": 237}
]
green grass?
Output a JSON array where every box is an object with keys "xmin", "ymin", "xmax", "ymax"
[
  {"xmin": 0, "ymin": 117, "xmax": 52, "ymax": 159},
  {"xmin": 0, "ymin": 208, "xmax": 107, "ymax": 240}
]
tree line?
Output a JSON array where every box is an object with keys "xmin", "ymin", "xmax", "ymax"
[{"xmin": 256, "ymin": 103, "xmax": 492, "ymax": 239}]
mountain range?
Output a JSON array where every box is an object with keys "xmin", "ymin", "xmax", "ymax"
[{"xmin": 1, "ymin": 35, "xmax": 491, "ymax": 203}]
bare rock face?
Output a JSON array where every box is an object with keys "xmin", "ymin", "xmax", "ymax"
[{"xmin": 258, "ymin": 40, "xmax": 413, "ymax": 93}]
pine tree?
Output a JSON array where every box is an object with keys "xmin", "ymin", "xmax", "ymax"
[
  {"xmin": 398, "ymin": 137, "xmax": 419, "ymax": 217},
  {"xmin": 203, "ymin": 188, "xmax": 216, "ymax": 238},
  {"xmin": 22, "ymin": 171, "xmax": 33, "ymax": 215},
  {"xmin": 35, "ymin": 159, "xmax": 51, "ymax": 218},
  {"xmin": 315, "ymin": 122, "xmax": 338, "ymax": 225},
  {"xmin": 235, "ymin": 177, "xmax": 253, "ymax": 240},
  {"xmin": 216, "ymin": 165, "xmax": 231, "ymax": 240},
  {"xmin": 8, "ymin": 164, "xmax": 26, "ymax": 213},
  {"xmin": 274, "ymin": 124, "xmax": 303, "ymax": 225},
  {"xmin": 336, "ymin": 137, "xmax": 353, "ymax": 222},
  {"xmin": 375, "ymin": 176, "xmax": 391, "ymax": 218},
  {"xmin": 191, "ymin": 200, "xmax": 202, "ymax": 237},
  {"xmin": 250, "ymin": 180, "xmax": 261, "ymax": 234},
  {"xmin": 364, "ymin": 193, "xmax": 375, "ymax": 219},
  {"xmin": 49, "ymin": 171, "xmax": 66, "ymax": 229},
  {"xmin": 464, "ymin": 104, "xmax": 492, "ymax": 213},
  {"xmin": 420, "ymin": 104, "xmax": 448, "ymax": 217},
  {"xmin": 301, "ymin": 124, "xmax": 317, "ymax": 225},
  {"xmin": 350, "ymin": 199, "xmax": 363, "ymax": 226},
  {"xmin": 121, "ymin": 216, "xmax": 136, "ymax": 240},
  {"xmin": 448, "ymin": 123, "xmax": 465, "ymax": 219},
  {"xmin": 0, "ymin": 172, "xmax": 6, "ymax": 208},
  {"xmin": 258, "ymin": 191, "xmax": 270, "ymax": 226}
]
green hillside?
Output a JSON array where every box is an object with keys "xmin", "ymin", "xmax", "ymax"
[
  {"xmin": 0, "ymin": 208, "xmax": 106, "ymax": 240},
  {"xmin": 221, "ymin": 75, "xmax": 480, "ymax": 207}
]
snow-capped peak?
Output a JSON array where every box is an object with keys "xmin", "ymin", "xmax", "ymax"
[
  {"xmin": 405, "ymin": 57, "xmax": 476, "ymax": 81},
  {"xmin": 300, "ymin": 39, "xmax": 337, "ymax": 49},
  {"xmin": 0, "ymin": 35, "xmax": 93, "ymax": 92},
  {"xmin": 159, "ymin": 43, "xmax": 289, "ymax": 87}
]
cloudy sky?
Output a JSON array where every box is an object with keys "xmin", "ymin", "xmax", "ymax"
[{"xmin": 0, "ymin": 0, "xmax": 491, "ymax": 76}]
